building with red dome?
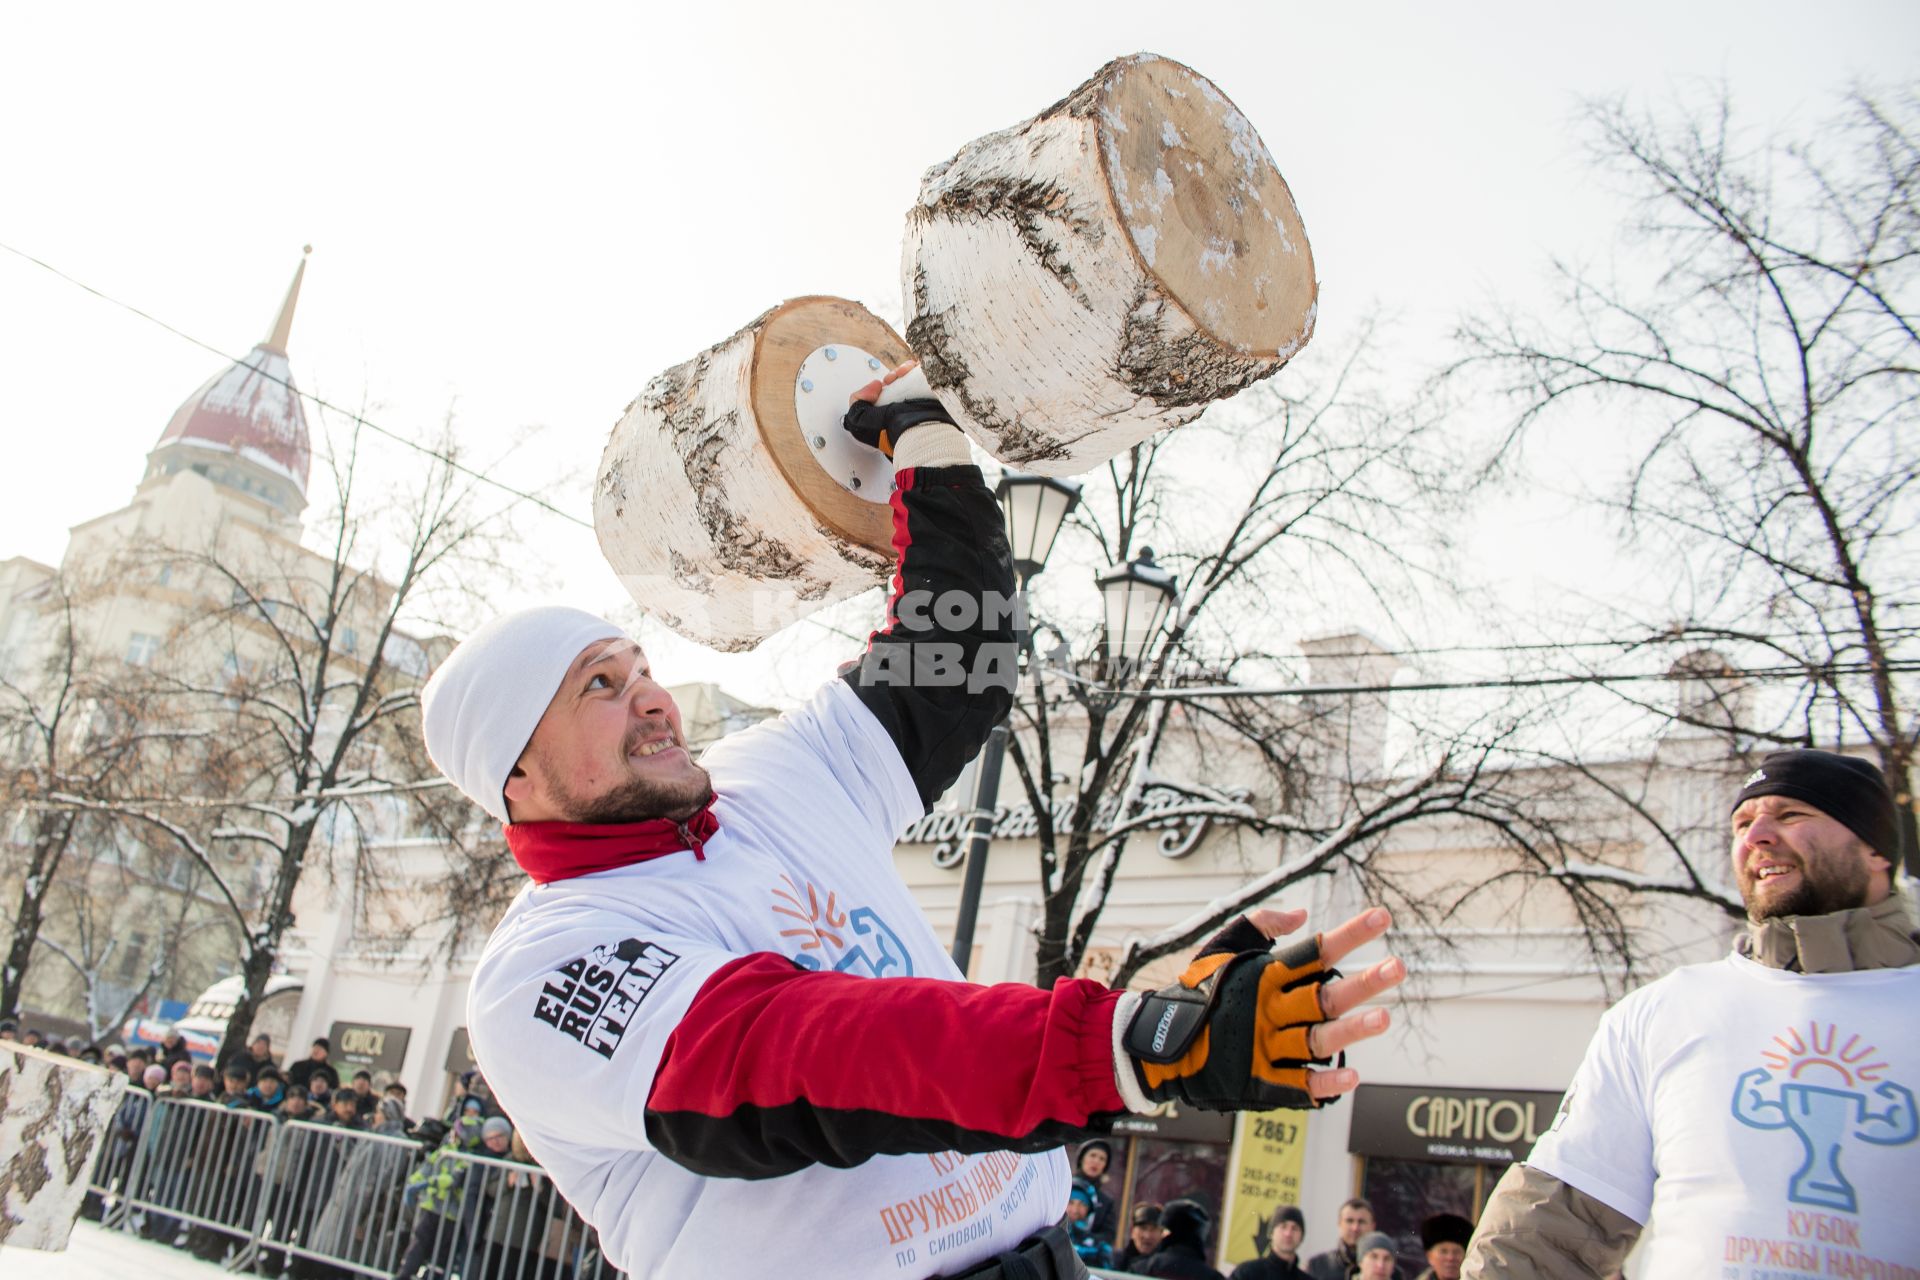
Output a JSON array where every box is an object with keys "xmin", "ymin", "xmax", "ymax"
[
  {"xmin": 142, "ymin": 251, "xmax": 313, "ymax": 520},
  {"xmin": 0, "ymin": 251, "xmax": 377, "ymax": 1049}
]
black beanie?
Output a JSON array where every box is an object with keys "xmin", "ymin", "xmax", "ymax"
[{"xmin": 1733, "ymin": 750, "xmax": 1900, "ymax": 870}]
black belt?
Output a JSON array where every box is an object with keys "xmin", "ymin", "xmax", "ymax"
[{"xmin": 932, "ymin": 1225, "xmax": 1090, "ymax": 1280}]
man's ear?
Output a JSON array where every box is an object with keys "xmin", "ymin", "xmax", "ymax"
[{"xmin": 502, "ymin": 763, "xmax": 534, "ymax": 818}]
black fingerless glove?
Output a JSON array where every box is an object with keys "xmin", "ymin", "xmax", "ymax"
[
  {"xmin": 841, "ymin": 397, "xmax": 955, "ymax": 460},
  {"xmin": 1123, "ymin": 915, "xmax": 1341, "ymax": 1113}
]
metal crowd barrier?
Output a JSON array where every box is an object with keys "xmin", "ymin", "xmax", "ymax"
[
  {"xmin": 90, "ymin": 1093, "xmax": 622, "ymax": 1278},
  {"xmin": 389, "ymin": 1146, "xmax": 618, "ymax": 1280},
  {"xmin": 85, "ymin": 1083, "xmax": 154, "ymax": 1227},
  {"xmin": 117, "ymin": 1096, "xmax": 280, "ymax": 1260},
  {"xmin": 254, "ymin": 1119, "xmax": 420, "ymax": 1276}
]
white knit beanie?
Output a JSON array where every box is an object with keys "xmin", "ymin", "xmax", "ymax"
[{"xmin": 420, "ymin": 606, "xmax": 626, "ymax": 823}]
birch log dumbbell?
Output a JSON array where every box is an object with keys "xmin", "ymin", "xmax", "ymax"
[
  {"xmin": 596, "ymin": 296, "xmax": 911, "ymax": 653},
  {"xmin": 904, "ymin": 52, "xmax": 1316, "ymax": 473},
  {"xmin": 596, "ymin": 54, "xmax": 1312, "ymax": 652},
  {"xmin": 0, "ymin": 1044, "xmax": 127, "ymax": 1250}
]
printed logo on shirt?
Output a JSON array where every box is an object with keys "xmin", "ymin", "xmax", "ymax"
[
  {"xmin": 1731, "ymin": 1019, "xmax": 1917, "ymax": 1212},
  {"xmin": 771, "ymin": 875, "xmax": 914, "ymax": 978},
  {"xmin": 531, "ymin": 938, "xmax": 678, "ymax": 1059}
]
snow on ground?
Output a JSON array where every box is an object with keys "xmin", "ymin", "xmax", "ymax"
[{"xmin": 1, "ymin": 1220, "xmax": 237, "ymax": 1280}]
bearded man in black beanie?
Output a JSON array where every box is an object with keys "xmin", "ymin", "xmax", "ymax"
[{"xmin": 1465, "ymin": 749, "xmax": 1920, "ymax": 1276}]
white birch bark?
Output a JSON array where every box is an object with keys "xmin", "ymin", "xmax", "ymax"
[
  {"xmin": 904, "ymin": 53, "xmax": 1317, "ymax": 475},
  {"xmin": 0, "ymin": 1045, "xmax": 127, "ymax": 1250},
  {"xmin": 595, "ymin": 306, "xmax": 894, "ymax": 652}
]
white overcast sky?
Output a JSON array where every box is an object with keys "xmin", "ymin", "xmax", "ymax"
[{"xmin": 3, "ymin": 2, "xmax": 1916, "ymax": 703}]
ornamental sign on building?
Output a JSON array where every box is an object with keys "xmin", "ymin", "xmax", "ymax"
[{"xmin": 899, "ymin": 784, "xmax": 1253, "ymax": 866}]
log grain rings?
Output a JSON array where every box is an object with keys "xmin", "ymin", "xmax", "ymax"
[{"xmin": 595, "ymin": 296, "xmax": 911, "ymax": 653}]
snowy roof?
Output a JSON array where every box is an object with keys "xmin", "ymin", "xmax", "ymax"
[{"xmin": 155, "ymin": 343, "xmax": 312, "ymax": 494}]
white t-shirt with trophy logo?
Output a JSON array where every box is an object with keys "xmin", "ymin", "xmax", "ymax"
[{"xmin": 1527, "ymin": 952, "xmax": 1920, "ymax": 1275}]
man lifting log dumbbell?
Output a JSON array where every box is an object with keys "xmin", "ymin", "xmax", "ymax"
[{"xmin": 425, "ymin": 368, "xmax": 1405, "ymax": 1280}]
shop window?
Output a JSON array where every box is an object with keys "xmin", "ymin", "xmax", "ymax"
[
  {"xmin": 1126, "ymin": 1136, "xmax": 1228, "ymax": 1232},
  {"xmin": 116, "ymin": 933, "xmax": 149, "ymax": 983},
  {"xmin": 1358, "ymin": 1156, "xmax": 1484, "ymax": 1271},
  {"xmin": 382, "ymin": 633, "xmax": 429, "ymax": 678}
]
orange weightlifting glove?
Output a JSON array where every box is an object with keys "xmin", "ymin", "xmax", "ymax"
[{"xmin": 1122, "ymin": 915, "xmax": 1339, "ymax": 1113}]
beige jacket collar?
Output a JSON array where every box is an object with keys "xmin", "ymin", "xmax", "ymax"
[{"xmin": 1736, "ymin": 891, "xmax": 1920, "ymax": 973}]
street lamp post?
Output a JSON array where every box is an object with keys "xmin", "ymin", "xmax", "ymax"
[
  {"xmin": 949, "ymin": 484, "xmax": 1181, "ymax": 979},
  {"xmin": 998, "ymin": 474, "xmax": 1084, "ymax": 583},
  {"xmin": 950, "ymin": 474, "xmax": 1081, "ymax": 976},
  {"xmin": 1095, "ymin": 547, "xmax": 1179, "ymax": 676}
]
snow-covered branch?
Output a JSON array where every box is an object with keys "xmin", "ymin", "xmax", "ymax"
[
  {"xmin": 1116, "ymin": 764, "xmax": 1445, "ymax": 976},
  {"xmin": 45, "ymin": 792, "xmax": 249, "ymax": 941}
]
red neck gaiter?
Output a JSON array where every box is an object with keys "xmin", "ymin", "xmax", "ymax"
[{"xmin": 503, "ymin": 803, "xmax": 719, "ymax": 885}]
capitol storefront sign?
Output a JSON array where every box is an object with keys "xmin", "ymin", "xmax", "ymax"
[{"xmin": 1348, "ymin": 1083, "xmax": 1565, "ymax": 1166}]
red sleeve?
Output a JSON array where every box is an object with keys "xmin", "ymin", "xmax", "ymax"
[{"xmin": 643, "ymin": 954, "xmax": 1129, "ymax": 1179}]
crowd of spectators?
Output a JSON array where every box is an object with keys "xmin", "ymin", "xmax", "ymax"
[
  {"xmin": 1059, "ymin": 1139, "xmax": 1476, "ymax": 1280},
  {"xmin": 5, "ymin": 1020, "xmax": 611, "ymax": 1278}
]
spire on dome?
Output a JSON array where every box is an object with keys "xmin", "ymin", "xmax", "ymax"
[
  {"xmin": 261, "ymin": 245, "xmax": 311, "ymax": 356},
  {"xmin": 146, "ymin": 250, "xmax": 316, "ymax": 516}
]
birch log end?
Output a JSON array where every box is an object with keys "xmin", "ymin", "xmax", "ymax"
[
  {"xmin": 904, "ymin": 52, "xmax": 1316, "ymax": 475},
  {"xmin": 0, "ymin": 1044, "xmax": 126, "ymax": 1250},
  {"xmin": 596, "ymin": 296, "xmax": 910, "ymax": 652}
]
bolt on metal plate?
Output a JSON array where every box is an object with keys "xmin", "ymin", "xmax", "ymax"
[{"xmin": 794, "ymin": 344, "xmax": 895, "ymax": 504}]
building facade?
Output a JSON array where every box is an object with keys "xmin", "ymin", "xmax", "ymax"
[{"xmin": 0, "ymin": 252, "xmax": 434, "ymax": 1044}]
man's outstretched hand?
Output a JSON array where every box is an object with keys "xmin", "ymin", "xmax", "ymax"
[{"xmin": 1120, "ymin": 907, "xmax": 1403, "ymax": 1113}]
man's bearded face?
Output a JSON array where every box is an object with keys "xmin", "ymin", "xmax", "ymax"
[
  {"xmin": 1731, "ymin": 795, "xmax": 1879, "ymax": 920},
  {"xmin": 509, "ymin": 639, "xmax": 712, "ymax": 825}
]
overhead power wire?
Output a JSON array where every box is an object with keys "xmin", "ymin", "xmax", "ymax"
[
  {"xmin": 1183, "ymin": 627, "xmax": 1920, "ymax": 665},
  {"xmin": 0, "ymin": 240, "xmax": 593, "ymax": 530},
  {"xmin": 1119, "ymin": 659, "xmax": 1920, "ymax": 701},
  {"xmin": 9, "ymin": 242, "xmax": 1915, "ymax": 666},
  {"xmin": 1, "ymin": 241, "xmax": 892, "ymax": 650}
]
